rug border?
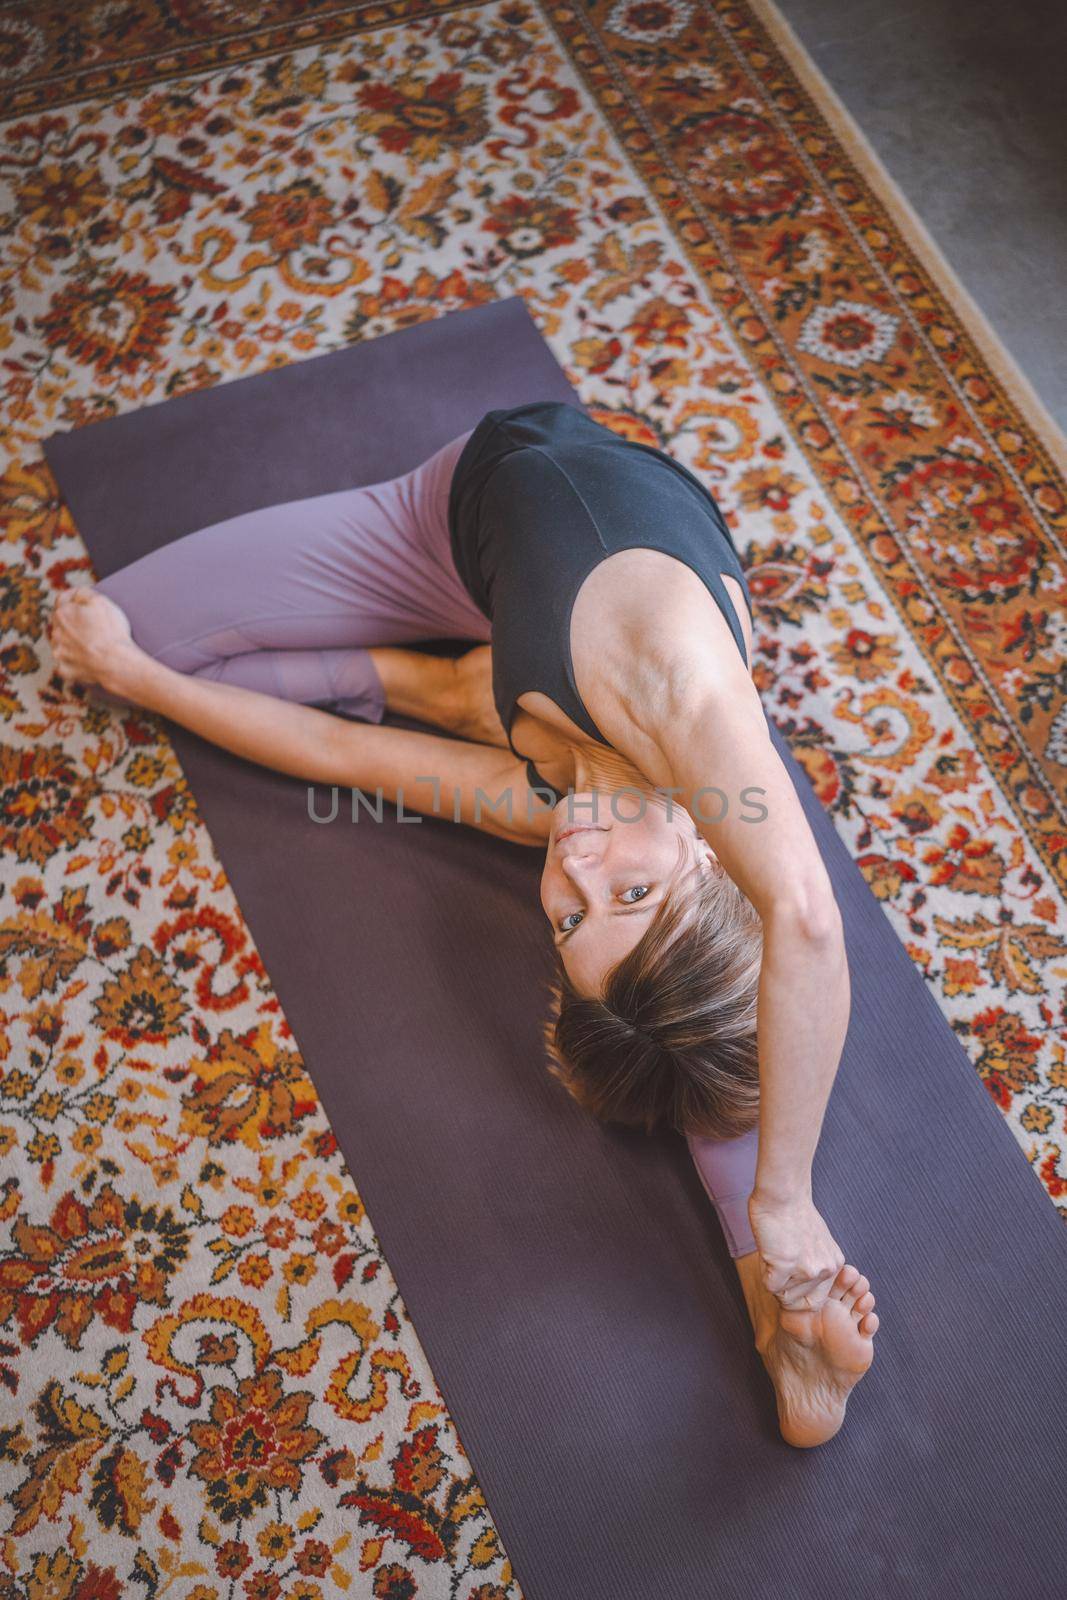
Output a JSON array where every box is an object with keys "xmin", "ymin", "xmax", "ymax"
[
  {"xmin": 9, "ymin": 0, "xmax": 1063, "ymax": 480},
  {"xmin": 747, "ymin": 0, "xmax": 1067, "ymax": 475}
]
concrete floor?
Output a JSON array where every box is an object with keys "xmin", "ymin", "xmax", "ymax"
[{"xmin": 770, "ymin": 0, "xmax": 1067, "ymax": 435}]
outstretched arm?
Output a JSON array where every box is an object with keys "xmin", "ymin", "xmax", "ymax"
[
  {"xmin": 49, "ymin": 589, "xmax": 551, "ymax": 846},
  {"xmin": 651, "ymin": 651, "xmax": 851, "ymax": 1311}
]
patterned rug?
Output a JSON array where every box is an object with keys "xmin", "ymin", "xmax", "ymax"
[{"xmin": 1, "ymin": 0, "xmax": 1065, "ymax": 1594}]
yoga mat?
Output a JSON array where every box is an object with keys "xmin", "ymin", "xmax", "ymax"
[{"xmin": 46, "ymin": 298, "xmax": 1067, "ymax": 1598}]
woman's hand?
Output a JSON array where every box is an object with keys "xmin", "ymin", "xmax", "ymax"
[
  {"xmin": 48, "ymin": 588, "xmax": 141, "ymax": 695},
  {"xmin": 748, "ymin": 1190, "xmax": 845, "ymax": 1311}
]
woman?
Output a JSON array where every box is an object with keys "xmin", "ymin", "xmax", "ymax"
[{"xmin": 50, "ymin": 399, "xmax": 878, "ymax": 1447}]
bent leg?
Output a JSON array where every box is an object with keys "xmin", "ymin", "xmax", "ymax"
[
  {"xmin": 96, "ymin": 429, "xmax": 488, "ymax": 718},
  {"xmin": 685, "ymin": 1126, "xmax": 759, "ymax": 1259},
  {"xmin": 191, "ymin": 643, "xmax": 386, "ymax": 721}
]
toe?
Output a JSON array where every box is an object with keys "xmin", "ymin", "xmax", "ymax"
[
  {"xmin": 831, "ymin": 1265, "xmax": 859, "ymax": 1300},
  {"xmin": 846, "ymin": 1274, "xmax": 869, "ymax": 1306},
  {"xmin": 854, "ymin": 1291, "xmax": 875, "ymax": 1315},
  {"xmin": 860, "ymin": 1311, "xmax": 879, "ymax": 1337}
]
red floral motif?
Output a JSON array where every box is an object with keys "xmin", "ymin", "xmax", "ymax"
[
  {"xmin": 684, "ymin": 107, "xmax": 812, "ymax": 222},
  {"xmin": 482, "ymin": 193, "xmax": 580, "ymax": 259},
  {"xmin": 888, "ymin": 453, "xmax": 1035, "ymax": 600},
  {"xmin": 793, "ymin": 744, "xmax": 843, "ymax": 805},
  {"xmin": 0, "ymin": 742, "xmax": 99, "ymax": 866},
  {"xmin": 0, "ymin": 1184, "xmax": 189, "ymax": 1349},
  {"xmin": 357, "ymin": 70, "xmax": 489, "ymax": 159},
  {"xmin": 490, "ymin": 67, "xmax": 581, "ymax": 153},
  {"xmin": 339, "ymin": 1423, "xmax": 472, "ymax": 1563},
  {"xmin": 922, "ymin": 823, "xmax": 1007, "ymax": 896},
  {"xmin": 35, "ymin": 268, "xmax": 181, "ymax": 376},
  {"xmin": 966, "ymin": 1006, "xmax": 1043, "ymax": 1107}
]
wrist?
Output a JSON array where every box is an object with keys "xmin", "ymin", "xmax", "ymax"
[
  {"xmin": 101, "ymin": 642, "xmax": 153, "ymax": 702},
  {"xmin": 750, "ymin": 1179, "xmax": 813, "ymax": 1212}
]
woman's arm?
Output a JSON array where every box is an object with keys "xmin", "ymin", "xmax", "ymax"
[
  {"xmin": 648, "ymin": 653, "xmax": 851, "ymax": 1309},
  {"xmin": 50, "ymin": 590, "xmax": 550, "ymax": 846}
]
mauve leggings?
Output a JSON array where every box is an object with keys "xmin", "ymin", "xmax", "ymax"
[{"xmin": 97, "ymin": 428, "xmax": 760, "ymax": 1260}]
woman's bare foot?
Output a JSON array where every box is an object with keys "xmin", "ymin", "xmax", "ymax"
[
  {"xmin": 735, "ymin": 1255, "xmax": 879, "ymax": 1447},
  {"xmin": 449, "ymin": 644, "xmax": 509, "ymax": 746}
]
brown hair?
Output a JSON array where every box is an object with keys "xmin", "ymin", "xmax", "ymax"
[{"xmin": 542, "ymin": 858, "xmax": 763, "ymax": 1140}]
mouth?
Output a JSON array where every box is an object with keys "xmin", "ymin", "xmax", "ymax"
[{"xmin": 555, "ymin": 823, "xmax": 609, "ymax": 845}]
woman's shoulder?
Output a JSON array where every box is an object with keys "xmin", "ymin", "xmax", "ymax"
[
  {"xmin": 478, "ymin": 399, "xmax": 589, "ymax": 445},
  {"xmin": 453, "ymin": 402, "xmax": 589, "ymax": 496}
]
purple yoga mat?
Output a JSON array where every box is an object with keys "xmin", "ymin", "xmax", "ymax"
[{"xmin": 45, "ymin": 298, "xmax": 1067, "ymax": 1598}]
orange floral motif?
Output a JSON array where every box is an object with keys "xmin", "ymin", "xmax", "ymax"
[
  {"xmin": 187, "ymin": 1367, "xmax": 325, "ymax": 1523},
  {"xmin": 932, "ymin": 910, "xmax": 1066, "ymax": 994},
  {"xmin": 792, "ymin": 744, "xmax": 845, "ymax": 807},
  {"xmin": 0, "ymin": 462, "xmax": 72, "ymax": 558},
  {"xmin": 629, "ymin": 295, "xmax": 692, "ymax": 351},
  {"xmin": 180, "ymin": 1021, "xmax": 316, "ymax": 1147},
  {"xmin": 735, "ymin": 465, "xmax": 806, "ymax": 513},
  {"xmin": 21, "ymin": 1549, "xmax": 121, "ymax": 1600},
  {"xmin": 740, "ymin": 537, "xmax": 831, "ymax": 622},
  {"xmin": 92, "ymin": 943, "xmax": 188, "ymax": 1045},
  {"xmin": 675, "ymin": 397, "xmax": 762, "ymax": 465},
  {"xmin": 246, "ymin": 177, "xmax": 336, "ymax": 253},
  {"xmin": 17, "ymin": 159, "xmax": 108, "ymax": 231},
  {"xmin": 857, "ymin": 853, "xmax": 919, "ymax": 901},
  {"xmin": 827, "ymin": 628, "xmax": 902, "ymax": 682}
]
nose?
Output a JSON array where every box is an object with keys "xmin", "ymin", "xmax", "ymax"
[{"xmin": 559, "ymin": 848, "xmax": 603, "ymax": 885}]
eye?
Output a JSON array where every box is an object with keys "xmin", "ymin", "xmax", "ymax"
[
  {"xmin": 560, "ymin": 910, "xmax": 584, "ymax": 932},
  {"xmin": 622, "ymin": 885, "xmax": 650, "ymax": 903}
]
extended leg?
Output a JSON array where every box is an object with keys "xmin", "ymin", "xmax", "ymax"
[
  {"xmin": 685, "ymin": 1128, "xmax": 880, "ymax": 1446},
  {"xmin": 686, "ymin": 1126, "xmax": 760, "ymax": 1259},
  {"xmin": 734, "ymin": 1250, "xmax": 879, "ymax": 1448}
]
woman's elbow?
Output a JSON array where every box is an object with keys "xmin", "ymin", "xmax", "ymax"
[{"xmin": 765, "ymin": 888, "xmax": 843, "ymax": 947}]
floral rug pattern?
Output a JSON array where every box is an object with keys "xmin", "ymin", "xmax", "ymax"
[{"xmin": 1, "ymin": 0, "xmax": 1065, "ymax": 1595}]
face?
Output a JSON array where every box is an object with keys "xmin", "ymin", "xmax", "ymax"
[{"xmin": 540, "ymin": 791, "xmax": 714, "ymax": 999}]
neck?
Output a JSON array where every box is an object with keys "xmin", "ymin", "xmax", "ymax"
[
  {"xmin": 565, "ymin": 740, "xmax": 709, "ymax": 857},
  {"xmin": 571, "ymin": 742, "xmax": 659, "ymax": 804}
]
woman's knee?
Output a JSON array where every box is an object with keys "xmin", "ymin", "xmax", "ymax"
[{"xmin": 96, "ymin": 573, "xmax": 221, "ymax": 676}]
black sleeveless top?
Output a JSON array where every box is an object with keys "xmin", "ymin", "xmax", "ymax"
[{"xmin": 447, "ymin": 401, "xmax": 754, "ymax": 802}]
